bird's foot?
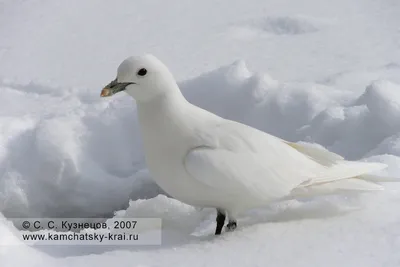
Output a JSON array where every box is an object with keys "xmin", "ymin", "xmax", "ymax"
[
  {"xmin": 226, "ymin": 220, "xmax": 237, "ymax": 232},
  {"xmin": 215, "ymin": 209, "xmax": 226, "ymax": 235}
]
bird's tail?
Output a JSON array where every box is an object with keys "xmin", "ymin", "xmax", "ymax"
[
  {"xmin": 291, "ymin": 162, "xmax": 398, "ymax": 197},
  {"xmin": 284, "ymin": 141, "xmax": 398, "ymax": 197}
]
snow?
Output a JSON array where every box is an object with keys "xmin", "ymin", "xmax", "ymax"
[{"xmin": 1, "ymin": 0, "xmax": 400, "ymax": 266}]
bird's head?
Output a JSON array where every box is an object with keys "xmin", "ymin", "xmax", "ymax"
[{"xmin": 101, "ymin": 54, "xmax": 178, "ymax": 102}]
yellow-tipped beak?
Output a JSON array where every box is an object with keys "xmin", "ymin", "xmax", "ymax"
[
  {"xmin": 100, "ymin": 88, "xmax": 112, "ymax": 97},
  {"xmin": 100, "ymin": 80, "xmax": 135, "ymax": 98}
]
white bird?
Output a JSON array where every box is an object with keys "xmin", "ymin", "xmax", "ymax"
[{"xmin": 101, "ymin": 54, "xmax": 392, "ymax": 235}]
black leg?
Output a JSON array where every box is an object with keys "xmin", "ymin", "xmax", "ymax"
[
  {"xmin": 215, "ymin": 209, "xmax": 226, "ymax": 235},
  {"xmin": 226, "ymin": 220, "xmax": 237, "ymax": 232}
]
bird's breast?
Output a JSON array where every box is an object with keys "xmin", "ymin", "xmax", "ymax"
[{"xmin": 135, "ymin": 101, "xmax": 224, "ymax": 206}]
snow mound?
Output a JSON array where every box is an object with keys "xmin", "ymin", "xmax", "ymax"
[
  {"xmin": 230, "ymin": 15, "xmax": 331, "ymax": 40},
  {"xmin": 112, "ymin": 195, "xmax": 216, "ymax": 243},
  {"xmin": 0, "ymin": 79, "xmax": 148, "ymax": 219},
  {"xmin": 1, "ymin": 60, "xmax": 400, "ymax": 224},
  {"xmin": 0, "ymin": 213, "xmax": 52, "ymax": 265},
  {"xmin": 299, "ymin": 80, "xmax": 400, "ymax": 160},
  {"xmin": 0, "ymin": 61, "xmax": 400, "ymax": 267},
  {"xmin": 249, "ymin": 16, "xmax": 324, "ymax": 35}
]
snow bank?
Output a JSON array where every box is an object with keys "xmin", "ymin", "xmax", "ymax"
[
  {"xmin": 0, "ymin": 213, "xmax": 53, "ymax": 266},
  {"xmin": 0, "ymin": 61, "xmax": 400, "ymax": 266},
  {"xmin": 0, "ymin": 79, "xmax": 147, "ymax": 219},
  {"xmin": 0, "ymin": 61, "xmax": 399, "ymax": 222}
]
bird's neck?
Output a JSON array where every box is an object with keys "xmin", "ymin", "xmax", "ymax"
[
  {"xmin": 137, "ymin": 86, "xmax": 188, "ymax": 115},
  {"xmin": 135, "ymin": 87, "xmax": 193, "ymax": 163},
  {"xmin": 136, "ymin": 86, "xmax": 192, "ymax": 137}
]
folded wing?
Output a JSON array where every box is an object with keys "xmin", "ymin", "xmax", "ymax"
[{"xmin": 184, "ymin": 120, "xmax": 389, "ymax": 201}]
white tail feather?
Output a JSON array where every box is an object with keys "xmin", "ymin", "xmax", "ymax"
[
  {"xmin": 285, "ymin": 141, "xmax": 396, "ymax": 197},
  {"xmin": 291, "ymin": 178, "xmax": 383, "ymax": 198},
  {"xmin": 285, "ymin": 141, "xmax": 344, "ymax": 166},
  {"xmin": 358, "ymin": 174, "xmax": 400, "ymax": 183}
]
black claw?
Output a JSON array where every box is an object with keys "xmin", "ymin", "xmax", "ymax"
[
  {"xmin": 226, "ymin": 220, "xmax": 237, "ymax": 232},
  {"xmin": 215, "ymin": 209, "xmax": 226, "ymax": 235}
]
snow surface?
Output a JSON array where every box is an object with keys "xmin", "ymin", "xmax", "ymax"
[{"xmin": 1, "ymin": 0, "xmax": 400, "ymax": 266}]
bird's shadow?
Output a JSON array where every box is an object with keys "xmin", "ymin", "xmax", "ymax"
[{"xmin": 34, "ymin": 197, "xmax": 357, "ymax": 258}]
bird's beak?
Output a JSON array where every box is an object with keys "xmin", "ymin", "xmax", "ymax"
[{"xmin": 100, "ymin": 79, "xmax": 135, "ymax": 97}]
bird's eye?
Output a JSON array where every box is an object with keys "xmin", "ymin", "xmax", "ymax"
[{"xmin": 137, "ymin": 68, "xmax": 147, "ymax": 76}]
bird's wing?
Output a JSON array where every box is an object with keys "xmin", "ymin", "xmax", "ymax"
[
  {"xmin": 183, "ymin": 120, "xmax": 320, "ymax": 200},
  {"xmin": 184, "ymin": 146, "xmax": 308, "ymax": 200},
  {"xmin": 282, "ymin": 141, "xmax": 344, "ymax": 167},
  {"xmin": 184, "ymin": 119, "xmax": 387, "ymax": 200}
]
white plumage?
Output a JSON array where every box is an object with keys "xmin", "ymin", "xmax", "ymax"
[{"xmin": 101, "ymin": 54, "xmax": 390, "ymax": 235}]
